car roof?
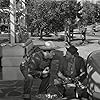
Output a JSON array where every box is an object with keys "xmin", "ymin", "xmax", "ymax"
[{"xmin": 87, "ymin": 50, "xmax": 100, "ymax": 74}]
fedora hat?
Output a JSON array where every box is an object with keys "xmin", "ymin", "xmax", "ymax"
[{"xmin": 66, "ymin": 45, "xmax": 78, "ymax": 55}]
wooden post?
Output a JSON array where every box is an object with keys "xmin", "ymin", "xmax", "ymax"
[
  {"xmin": 19, "ymin": 0, "xmax": 26, "ymax": 27},
  {"xmin": 10, "ymin": 0, "xmax": 16, "ymax": 44},
  {"xmin": 22, "ymin": 0, "xmax": 26, "ymax": 26}
]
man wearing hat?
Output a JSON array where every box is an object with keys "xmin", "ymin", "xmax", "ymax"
[
  {"xmin": 55, "ymin": 45, "xmax": 87, "ymax": 99},
  {"xmin": 20, "ymin": 41, "xmax": 56, "ymax": 100}
]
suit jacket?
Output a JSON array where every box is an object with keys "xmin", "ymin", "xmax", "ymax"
[{"xmin": 59, "ymin": 54, "xmax": 87, "ymax": 82}]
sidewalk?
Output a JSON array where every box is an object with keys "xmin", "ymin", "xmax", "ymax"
[
  {"xmin": 0, "ymin": 97, "xmax": 23, "ymax": 100},
  {"xmin": 0, "ymin": 79, "xmax": 40, "ymax": 99}
]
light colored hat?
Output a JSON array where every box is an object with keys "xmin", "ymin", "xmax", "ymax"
[{"xmin": 39, "ymin": 41, "xmax": 58, "ymax": 50}]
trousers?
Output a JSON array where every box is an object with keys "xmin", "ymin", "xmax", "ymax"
[{"xmin": 23, "ymin": 73, "xmax": 50, "ymax": 99}]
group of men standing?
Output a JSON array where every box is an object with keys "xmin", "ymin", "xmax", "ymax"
[{"xmin": 20, "ymin": 41, "xmax": 87, "ymax": 100}]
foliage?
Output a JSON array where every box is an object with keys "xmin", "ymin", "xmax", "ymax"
[
  {"xmin": 0, "ymin": 0, "xmax": 83, "ymax": 42},
  {"xmin": 0, "ymin": 0, "xmax": 9, "ymax": 8},
  {"xmin": 94, "ymin": 4, "xmax": 100, "ymax": 22},
  {"xmin": 82, "ymin": 1, "xmax": 100, "ymax": 25},
  {"xmin": 1, "ymin": 0, "xmax": 100, "ymax": 43},
  {"xmin": 17, "ymin": 26, "xmax": 29, "ymax": 43},
  {"xmin": 26, "ymin": 0, "xmax": 82, "ymax": 39}
]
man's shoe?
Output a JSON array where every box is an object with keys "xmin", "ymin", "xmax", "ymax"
[
  {"xmin": 62, "ymin": 97, "xmax": 68, "ymax": 100},
  {"xmin": 23, "ymin": 94, "xmax": 31, "ymax": 100},
  {"xmin": 24, "ymin": 98, "xmax": 31, "ymax": 100},
  {"xmin": 35, "ymin": 94, "xmax": 44, "ymax": 98}
]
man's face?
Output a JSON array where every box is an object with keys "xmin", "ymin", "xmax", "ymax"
[
  {"xmin": 43, "ymin": 50, "xmax": 55, "ymax": 59},
  {"xmin": 66, "ymin": 51, "xmax": 73, "ymax": 59}
]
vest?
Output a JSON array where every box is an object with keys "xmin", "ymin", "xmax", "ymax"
[
  {"xmin": 61, "ymin": 56, "xmax": 76, "ymax": 78},
  {"xmin": 29, "ymin": 51, "xmax": 52, "ymax": 71}
]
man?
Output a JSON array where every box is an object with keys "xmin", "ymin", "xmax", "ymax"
[
  {"xmin": 20, "ymin": 41, "xmax": 56, "ymax": 100},
  {"xmin": 55, "ymin": 45, "xmax": 87, "ymax": 99}
]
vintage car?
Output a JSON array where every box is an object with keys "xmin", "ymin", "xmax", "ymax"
[{"xmin": 87, "ymin": 50, "xmax": 100, "ymax": 100}]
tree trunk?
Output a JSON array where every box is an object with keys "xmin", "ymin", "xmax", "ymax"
[
  {"xmin": 39, "ymin": 29, "xmax": 43, "ymax": 39},
  {"xmin": 39, "ymin": 28, "xmax": 44, "ymax": 40},
  {"xmin": 64, "ymin": 26, "xmax": 71, "ymax": 45},
  {"xmin": 67, "ymin": 26, "xmax": 71, "ymax": 43}
]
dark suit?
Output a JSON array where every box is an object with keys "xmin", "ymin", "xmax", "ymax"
[{"xmin": 57, "ymin": 53, "xmax": 87, "ymax": 98}]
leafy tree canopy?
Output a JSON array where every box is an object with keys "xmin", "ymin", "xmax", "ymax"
[{"xmin": 26, "ymin": 0, "xmax": 82, "ymax": 35}]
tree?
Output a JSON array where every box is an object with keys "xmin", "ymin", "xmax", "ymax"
[
  {"xmin": 82, "ymin": 0, "xmax": 100, "ymax": 25},
  {"xmin": 26, "ymin": 0, "xmax": 83, "ymax": 42},
  {"xmin": 94, "ymin": 3, "xmax": 100, "ymax": 23},
  {"xmin": 59, "ymin": 0, "xmax": 82, "ymax": 44},
  {"xmin": 26, "ymin": 0, "xmax": 51, "ymax": 38},
  {"xmin": 0, "ymin": 0, "xmax": 9, "ymax": 8}
]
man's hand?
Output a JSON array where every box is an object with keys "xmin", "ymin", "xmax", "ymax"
[
  {"xmin": 75, "ymin": 76, "xmax": 80, "ymax": 81},
  {"xmin": 42, "ymin": 67, "xmax": 50, "ymax": 78},
  {"xmin": 54, "ymin": 79, "xmax": 61, "ymax": 85},
  {"xmin": 64, "ymin": 78, "xmax": 71, "ymax": 84},
  {"xmin": 57, "ymin": 71, "xmax": 63, "ymax": 78},
  {"xmin": 42, "ymin": 67, "xmax": 49, "ymax": 74}
]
